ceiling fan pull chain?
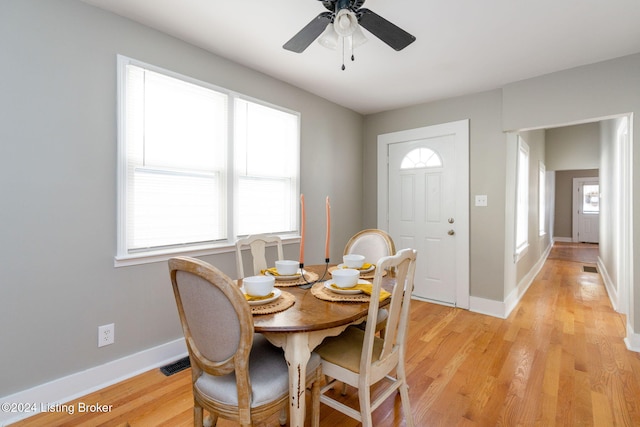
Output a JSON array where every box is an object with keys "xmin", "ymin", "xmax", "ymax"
[{"xmin": 341, "ymin": 37, "xmax": 346, "ymax": 70}]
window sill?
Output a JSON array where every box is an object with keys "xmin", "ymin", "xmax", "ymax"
[
  {"xmin": 114, "ymin": 235, "xmax": 301, "ymax": 267},
  {"xmin": 514, "ymin": 243, "xmax": 529, "ymax": 263}
]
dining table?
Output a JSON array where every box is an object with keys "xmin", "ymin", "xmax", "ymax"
[{"xmin": 242, "ymin": 264, "xmax": 393, "ymax": 427}]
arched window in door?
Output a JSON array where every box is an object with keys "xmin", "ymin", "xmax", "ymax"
[{"xmin": 400, "ymin": 147, "xmax": 443, "ymax": 169}]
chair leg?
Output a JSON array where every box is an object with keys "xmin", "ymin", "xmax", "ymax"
[
  {"xmin": 310, "ymin": 366, "xmax": 321, "ymax": 427},
  {"xmin": 203, "ymin": 412, "xmax": 216, "ymax": 427},
  {"xmin": 358, "ymin": 387, "xmax": 374, "ymax": 427},
  {"xmin": 397, "ymin": 360, "xmax": 414, "ymax": 427},
  {"xmin": 399, "ymin": 382, "xmax": 414, "ymax": 427},
  {"xmin": 194, "ymin": 405, "xmax": 204, "ymax": 427}
]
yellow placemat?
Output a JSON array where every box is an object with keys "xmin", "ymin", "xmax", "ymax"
[
  {"xmin": 310, "ymin": 282, "xmax": 389, "ymax": 303},
  {"xmin": 329, "ymin": 265, "xmax": 387, "ymax": 280},
  {"xmin": 267, "ymin": 271, "xmax": 320, "ymax": 287},
  {"xmin": 250, "ymin": 290, "xmax": 295, "ymax": 315}
]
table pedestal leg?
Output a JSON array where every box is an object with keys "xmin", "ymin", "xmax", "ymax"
[{"xmin": 283, "ymin": 332, "xmax": 311, "ymax": 427}]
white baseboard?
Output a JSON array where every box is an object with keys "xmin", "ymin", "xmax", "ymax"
[
  {"xmin": 597, "ymin": 257, "xmax": 620, "ymax": 312},
  {"xmin": 553, "ymin": 236, "xmax": 573, "ymax": 243},
  {"xmin": 469, "ymin": 296, "xmax": 507, "ymax": 319},
  {"xmin": 625, "ymin": 322, "xmax": 640, "ymax": 353},
  {"xmin": 0, "ymin": 338, "xmax": 187, "ymax": 426},
  {"xmin": 471, "ymin": 243, "xmax": 551, "ymax": 320}
]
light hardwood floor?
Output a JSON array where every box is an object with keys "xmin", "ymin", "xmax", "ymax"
[{"xmin": 11, "ymin": 243, "xmax": 640, "ymax": 426}]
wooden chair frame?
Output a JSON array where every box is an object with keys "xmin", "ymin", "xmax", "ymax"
[
  {"xmin": 169, "ymin": 256, "xmax": 320, "ymax": 427},
  {"xmin": 235, "ymin": 234, "xmax": 284, "ymax": 279},
  {"xmin": 316, "ymin": 248, "xmax": 417, "ymax": 427}
]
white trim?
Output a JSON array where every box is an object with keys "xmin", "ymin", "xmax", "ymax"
[
  {"xmin": 469, "ymin": 296, "xmax": 508, "ymax": 319},
  {"xmin": 598, "ymin": 256, "xmax": 620, "ymax": 312},
  {"xmin": 473, "ymin": 241, "xmax": 551, "ymax": 319},
  {"xmin": 0, "ymin": 339, "xmax": 187, "ymax": 425},
  {"xmin": 553, "ymin": 236, "xmax": 573, "ymax": 243},
  {"xmin": 625, "ymin": 321, "xmax": 640, "ymax": 353},
  {"xmin": 377, "ymin": 119, "xmax": 470, "ymax": 309},
  {"xmin": 114, "ymin": 235, "xmax": 301, "ymax": 267}
]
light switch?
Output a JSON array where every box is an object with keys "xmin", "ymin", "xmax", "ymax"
[{"xmin": 475, "ymin": 195, "xmax": 488, "ymax": 207}]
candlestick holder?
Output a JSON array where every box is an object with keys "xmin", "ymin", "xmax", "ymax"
[{"xmin": 298, "ymin": 259, "xmax": 330, "ymax": 289}]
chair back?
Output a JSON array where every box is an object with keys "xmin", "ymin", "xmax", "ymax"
[
  {"xmin": 361, "ymin": 248, "xmax": 417, "ymax": 382},
  {"xmin": 235, "ymin": 234, "xmax": 284, "ymax": 279},
  {"xmin": 168, "ymin": 256, "xmax": 254, "ymax": 408},
  {"xmin": 344, "ymin": 229, "xmax": 396, "ymax": 266}
]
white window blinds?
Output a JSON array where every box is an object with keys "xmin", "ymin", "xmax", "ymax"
[{"xmin": 116, "ymin": 56, "xmax": 300, "ymax": 262}]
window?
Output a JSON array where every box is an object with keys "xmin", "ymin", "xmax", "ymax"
[
  {"xmin": 515, "ymin": 136, "xmax": 529, "ymax": 259},
  {"xmin": 400, "ymin": 148, "xmax": 442, "ymax": 169},
  {"xmin": 582, "ymin": 184, "xmax": 600, "ymax": 214},
  {"xmin": 116, "ymin": 56, "xmax": 299, "ymax": 263},
  {"xmin": 539, "ymin": 161, "xmax": 546, "ymax": 236}
]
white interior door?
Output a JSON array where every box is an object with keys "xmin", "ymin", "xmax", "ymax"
[
  {"xmin": 573, "ymin": 177, "xmax": 600, "ymax": 243},
  {"xmin": 377, "ymin": 121, "xmax": 469, "ymax": 308}
]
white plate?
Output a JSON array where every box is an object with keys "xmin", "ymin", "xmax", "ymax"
[
  {"xmin": 324, "ymin": 280, "xmax": 371, "ymax": 295},
  {"xmin": 243, "ymin": 288, "xmax": 281, "ymax": 306},
  {"xmin": 265, "ymin": 269, "xmax": 304, "ymax": 281},
  {"xmin": 335, "ymin": 263, "xmax": 375, "ymax": 274}
]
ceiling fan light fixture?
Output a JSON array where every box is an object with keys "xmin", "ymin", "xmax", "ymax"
[
  {"xmin": 317, "ymin": 23, "xmax": 339, "ymax": 50},
  {"xmin": 333, "ymin": 8, "xmax": 358, "ymax": 37},
  {"xmin": 351, "ymin": 25, "xmax": 368, "ymax": 48}
]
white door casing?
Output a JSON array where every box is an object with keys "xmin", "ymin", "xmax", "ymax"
[{"xmin": 377, "ymin": 120, "xmax": 469, "ymax": 308}]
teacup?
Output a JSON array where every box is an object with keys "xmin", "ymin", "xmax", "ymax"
[
  {"xmin": 275, "ymin": 260, "xmax": 299, "ymax": 275},
  {"xmin": 243, "ymin": 275, "xmax": 275, "ymax": 297},
  {"xmin": 343, "ymin": 254, "xmax": 365, "ymax": 269},
  {"xmin": 331, "ymin": 268, "xmax": 360, "ymax": 288}
]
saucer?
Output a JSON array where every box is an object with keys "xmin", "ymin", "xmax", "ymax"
[
  {"xmin": 265, "ymin": 270, "xmax": 304, "ymax": 281},
  {"xmin": 243, "ymin": 288, "xmax": 282, "ymax": 306},
  {"xmin": 336, "ymin": 263, "xmax": 375, "ymax": 274},
  {"xmin": 324, "ymin": 279, "xmax": 371, "ymax": 295}
]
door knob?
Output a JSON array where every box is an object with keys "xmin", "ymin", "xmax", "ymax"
[
  {"xmin": 448, "ymin": 229, "xmax": 455, "ymax": 236},
  {"xmin": 448, "ymin": 218, "xmax": 455, "ymax": 224}
]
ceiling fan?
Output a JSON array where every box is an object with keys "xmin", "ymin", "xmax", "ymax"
[{"xmin": 283, "ymin": 0, "xmax": 416, "ymax": 57}]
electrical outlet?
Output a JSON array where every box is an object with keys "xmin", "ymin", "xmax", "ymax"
[
  {"xmin": 475, "ymin": 195, "xmax": 488, "ymax": 207},
  {"xmin": 98, "ymin": 323, "xmax": 115, "ymax": 347}
]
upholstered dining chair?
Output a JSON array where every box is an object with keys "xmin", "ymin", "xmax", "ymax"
[
  {"xmin": 235, "ymin": 234, "xmax": 284, "ymax": 279},
  {"xmin": 343, "ymin": 228, "xmax": 396, "ymax": 269},
  {"xmin": 315, "ymin": 248, "xmax": 417, "ymax": 427},
  {"xmin": 168, "ymin": 256, "xmax": 321, "ymax": 427}
]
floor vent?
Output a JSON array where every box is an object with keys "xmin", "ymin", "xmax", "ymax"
[
  {"xmin": 160, "ymin": 356, "xmax": 190, "ymax": 376},
  {"xmin": 583, "ymin": 266, "xmax": 598, "ymax": 273}
]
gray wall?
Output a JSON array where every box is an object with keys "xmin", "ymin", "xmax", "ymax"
[
  {"xmin": 0, "ymin": 0, "xmax": 363, "ymax": 396},
  {"xmin": 363, "ymin": 90, "xmax": 506, "ymax": 302},
  {"xmin": 546, "ymin": 122, "xmax": 600, "ymax": 171}
]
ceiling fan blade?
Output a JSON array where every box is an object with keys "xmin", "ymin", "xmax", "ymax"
[
  {"xmin": 283, "ymin": 12, "xmax": 333, "ymax": 53},
  {"xmin": 358, "ymin": 8, "xmax": 416, "ymax": 51}
]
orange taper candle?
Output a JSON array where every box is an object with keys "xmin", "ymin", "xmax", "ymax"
[
  {"xmin": 299, "ymin": 194, "xmax": 305, "ymax": 265},
  {"xmin": 325, "ymin": 196, "xmax": 331, "ymax": 260}
]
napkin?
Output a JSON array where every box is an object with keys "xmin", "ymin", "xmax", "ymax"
[
  {"xmin": 244, "ymin": 292, "xmax": 274, "ymax": 302},
  {"xmin": 340, "ymin": 263, "xmax": 374, "ymax": 271},
  {"xmin": 331, "ymin": 283, "xmax": 390, "ymax": 302},
  {"xmin": 261, "ymin": 267, "xmax": 300, "ymax": 277}
]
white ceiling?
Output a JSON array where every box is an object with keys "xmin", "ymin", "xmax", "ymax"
[{"xmin": 81, "ymin": 0, "xmax": 640, "ymax": 115}]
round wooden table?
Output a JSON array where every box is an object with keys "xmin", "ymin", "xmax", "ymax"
[{"xmin": 248, "ymin": 264, "xmax": 392, "ymax": 427}]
